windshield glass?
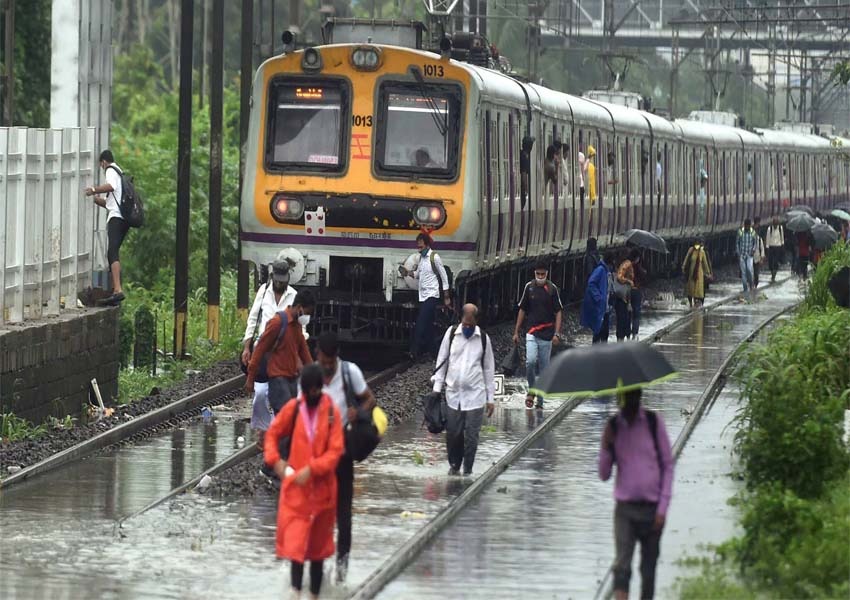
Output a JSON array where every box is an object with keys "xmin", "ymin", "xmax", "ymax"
[
  {"xmin": 267, "ymin": 81, "xmax": 347, "ymax": 170},
  {"xmin": 376, "ymin": 83, "xmax": 461, "ymax": 178}
]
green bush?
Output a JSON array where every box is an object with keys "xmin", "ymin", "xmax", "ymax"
[
  {"xmin": 803, "ymin": 242, "xmax": 850, "ymax": 313},
  {"xmin": 733, "ymin": 308, "xmax": 850, "ymax": 498}
]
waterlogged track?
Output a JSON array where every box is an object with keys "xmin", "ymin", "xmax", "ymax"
[{"xmin": 378, "ymin": 279, "xmax": 802, "ymax": 599}]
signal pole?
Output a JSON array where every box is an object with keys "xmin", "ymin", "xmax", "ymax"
[{"xmin": 207, "ymin": 0, "xmax": 224, "ymax": 343}]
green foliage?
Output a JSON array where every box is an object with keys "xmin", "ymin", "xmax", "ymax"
[
  {"xmin": 119, "ymin": 314, "xmax": 134, "ymax": 369},
  {"xmin": 832, "ymin": 60, "xmax": 850, "ymax": 86},
  {"xmin": 733, "ymin": 309, "xmax": 850, "ymax": 498},
  {"xmin": 3, "ymin": 0, "xmax": 51, "ymax": 126},
  {"xmin": 802, "ymin": 242, "xmax": 850, "ymax": 313},
  {"xmin": 0, "ymin": 413, "xmax": 48, "ymax": 442},
  {"xmin": 133, "ymin": 306, "xmax": 156, "ymax": 372}
]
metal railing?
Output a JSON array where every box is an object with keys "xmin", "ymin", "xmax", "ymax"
[{"xmin": 0, "ymin": 126, "xmax": 106, "ymax": 324}]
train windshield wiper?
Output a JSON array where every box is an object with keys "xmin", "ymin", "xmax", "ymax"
[{"xmin": 409, "ymin": 66, "xmax": 448, "ymax": 138}]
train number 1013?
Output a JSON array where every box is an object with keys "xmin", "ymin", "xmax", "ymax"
[
  {"xmin": 422, "ymin": 64, "xmax": 445, "ymax": 77},
  {"xmin": 352, "ymin": 115, "xmax": 373, "ymax": 127}
]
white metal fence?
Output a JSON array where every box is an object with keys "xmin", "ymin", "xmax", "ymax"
[{"xmin": 0, "ymin": 126, "xmax": 106, "ymax": 324}]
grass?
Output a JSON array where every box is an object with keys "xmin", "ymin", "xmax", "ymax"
[{"xmin": 0, "ymin": 413, "xmax": 48, "ymax": 443}]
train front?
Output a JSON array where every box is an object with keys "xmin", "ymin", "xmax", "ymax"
[{"xmin": 241, "ymin": 44, "xmax": 473, "ymax": 345}]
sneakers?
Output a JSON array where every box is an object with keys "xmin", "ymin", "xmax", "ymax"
[
  {"xmin": 260, "ymin": 464, "xmax": 278, "ymax": 480},
  {"xmin": 336, "ymin": 554, "xmax": 349, "ymax": 584}
]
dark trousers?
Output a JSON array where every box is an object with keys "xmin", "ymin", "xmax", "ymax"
[
  {"xmin": 614, "ymin": 501, "xmax": 662, "ymax": 600},
  {"xmin": 446, "ymin": 405, "xmax": 484, "ymax": 474},
  {"xmin": 592, "ymin": 311, "xmax": 610, "ymax": 344},
  {"xmin": 268, "ymin": 376, "xmax": 298, "ymax": 414},
  {"xmin": 336, "ymin": 452, "xmax": 354, "ymax": 558},
  {"xmin": 614, "ymin": 297, "xmax": 631, "ymax": 341},
  {"xmin": 767, "ymin": 246, "xmax": 781, "ymax": 279},
  {"xmin": 630, "ymin": 289, "xmax": 642, "ymax": 337},
  {"xmin": 797, "ymin": 255, "xmax": 809, "ymax": 279},
  {"xmin": 412, "ymin": 296, "xmax": 439, "ymax": 357}
]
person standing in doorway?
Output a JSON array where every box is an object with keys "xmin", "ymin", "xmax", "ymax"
[
  {"xmin": 85, "ymin": 149, "xmax": 128, "ymax": 306},
  {"xmin": 433, "ymin": 304, "xmax": 495, "ymax": 476},
  {"xmin": 399, "ymin": 233, "xmax": 451, "ymax": 360},
  {"xmin": 765, "ymin": 217, "xmax": 785, "ymax": 282},
  {"xmin": 242, "ymin": 261, "xmax": 299, "ymax": 445},
  {"xmin": 311, "ymin": 332, "xmax": 376, "ymax": 584},
  {"xmin": 513, "ymin": 262, "xmax": 563, "ymax": 409},
  {"xmin": 736, "ymin": 218, "xmax": 757, "ymax": 298},
  {"xmin": 599, "ymin": 389, "xmax": 674, "ymax": 600}
]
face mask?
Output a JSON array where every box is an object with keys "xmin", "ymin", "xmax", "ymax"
[
  {"xmin": 298, "ymin": 314, "xmax": 311, "ymax": 327},
  {"xmin": 535, "ymin": 276, "xmax": 546, "ymax": 285},
  {"xmin": 462, "ymin": 325, "xmax": 474, "ymax": 339},
  {"xmin": 306, "ymin": 392, "xmax": 321, "ymax": 408},
  {"xmin": 420, "ymin": 248, "xmax": 429, "ymax": 257}
]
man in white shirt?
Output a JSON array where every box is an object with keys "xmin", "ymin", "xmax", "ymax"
[
  {"xmin": 241, "ymin": 261, "xmax": 298, "ymax": 435},
  {"xmin": 432, "ymin": 303, "xmax": 495, "ymax": 476},
  {"xmin": 310, "ymin": 331, "xmax": 376, "ymax": 583},
  {"xmin": 399, "ymin": 233, "xmax": 451, "ymax": 359},
  {"xmin": 765, "ymin": 216, "xmax": 785, "ymax": 282},
  {"xmin": 752, "ymin": 216, "xmax": 767, "ymax": 288},
  {"xmin": 578, "ymin": 149, "xmax": 587, "ymax": 203},
  {"xmin": 85, "ymin": 149, "xmax": 128, "ymax": 305}
]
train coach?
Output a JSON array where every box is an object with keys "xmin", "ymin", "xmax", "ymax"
[{"xmin": 240, "ymin": 35, "xmax": 850, "ymax": 345}]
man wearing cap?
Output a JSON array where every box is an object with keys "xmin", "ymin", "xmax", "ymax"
[{"xmin": 241, "ymin": 261, "xmax": 299, "ymax": 440}]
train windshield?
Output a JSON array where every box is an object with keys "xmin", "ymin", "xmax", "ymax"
[
  {"xmin": 375, "ymin": 82, "xmax": 461, "ymax": 179},
  {"xmin": 266, "ymin": 80, "xmax": 348, "ymax": 171}
]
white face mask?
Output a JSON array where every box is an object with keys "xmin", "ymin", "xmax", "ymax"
[
  {"xmin": 535, "ymin": 276, "xmax": 547, "ymax": 285},
  {"xmin": 298, "ymin": 314, "xmax": 311, "ymax": 327}
]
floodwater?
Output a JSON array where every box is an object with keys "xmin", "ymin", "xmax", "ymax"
[
  {"xmin": 380, "ymin": 279, "xmax": 801, "ymax": 599},
  {"xmin": 0, "ymin": 278, "xmax": 801, "ymax": 600}
]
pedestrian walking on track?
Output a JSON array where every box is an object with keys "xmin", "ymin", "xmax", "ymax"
[
  {"xmin": 599, "ymin": 389, "xmax": 674, "ymax": 600},
  {"xmin": 399, "ymin": 233, "xmax": 451, "ymax": 360},
  {"xmin": 765, "ymin": 217, "xmax": 785, "ymax": 282},
  {"xmin": 433, "ymin": 304, "xmax": 495, "ymax": 476},
  {"xmin": 264, "ymin": 364, "xmax": 344, "ymax": 599},
  {"xmin": 737, "ymin": 218, "xmax": 757, "ymax": 298},
  {"xmin": 682, "ymin": 241, "xmax": 712, "ymax": 308},
  {"xmin": 513, "ymin": 262, "xmax": 564, "ymax": 408}
]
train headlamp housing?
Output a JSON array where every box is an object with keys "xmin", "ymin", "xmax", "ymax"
[
  {"xmin": 270, "ymin": 195, "xmax": 305, "ymax": 222},
  {"xmin": 301, "ymin": 48, "xmax": 323, "ymax": 72},
  {"xmin": 413, "ymin": 203, "xmax": 446, "ymax": 228},
  {"xmin": 351, "ymin": 46, "xmax": 381, "ymax": 71}
]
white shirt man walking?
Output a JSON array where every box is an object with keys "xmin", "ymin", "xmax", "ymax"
[
  {"xmin": 399, "ymin": 233, "xmax": 451, "ymax": 359},
  {"xmin": 432, "ymin": 304, "xmax": 495, "ymax": 476}
]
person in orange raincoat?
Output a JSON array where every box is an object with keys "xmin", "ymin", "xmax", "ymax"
[{"xmin": 265, "ymin": 364, "xmax": 344, "ymax": 599}]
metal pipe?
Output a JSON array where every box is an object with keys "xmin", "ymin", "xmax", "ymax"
[
  {"xmin": 207, "ymin": 0, "xmax": 224, "ymax": 343},
  {"xmin": 174, "ymin": 0, "xmax": 194, "ymax": 358},
  {"xmin": 237, "ymin": 0, "xmax": 253, "ymax": 318}
]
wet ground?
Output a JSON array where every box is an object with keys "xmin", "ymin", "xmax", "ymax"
[
  {"xmin": 0, "ymin": 275, "xmax": 798, "ymax": 600},
  {"xmin": 379, "ymin": 279, "xmax": 801, "ymax": 599}
]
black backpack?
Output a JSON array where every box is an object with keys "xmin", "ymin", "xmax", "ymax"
[{"xmin": 107, "ymin": 165, "xmax": 145, "ymax": 228}]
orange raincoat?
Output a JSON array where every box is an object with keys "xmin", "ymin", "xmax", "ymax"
[{"xmin": 264, "ymin": 394, "xmax": 344, "ymax": 561}]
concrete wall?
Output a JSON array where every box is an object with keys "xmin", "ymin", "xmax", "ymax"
[{"xmin": 0, "ymin": 307, "xmax": 119, "ymax": 424}]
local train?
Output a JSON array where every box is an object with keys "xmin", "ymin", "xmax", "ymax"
[{"xmin": 240, "ymin": 40, "xmax": 850, "ymax": 344}]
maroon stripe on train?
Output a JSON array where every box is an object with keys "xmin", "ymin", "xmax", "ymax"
[{"xmin": 240, "ymin": 232, "xmax": 477, "ymax": 252}]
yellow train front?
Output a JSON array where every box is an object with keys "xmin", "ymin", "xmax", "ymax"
[{"xmin": 241, "ymin": 43, "xmax": 476, "ymax": 344}]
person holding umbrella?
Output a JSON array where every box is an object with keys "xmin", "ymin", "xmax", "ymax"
[{"xmin": 599, "ymin": 388, "xmax": 674, "ymax": 600}]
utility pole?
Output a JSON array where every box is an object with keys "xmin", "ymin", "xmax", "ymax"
[
  {"xmin": 207, "ymin": 0, "xmax": 224, "ymax": 343},
  {"xmin": 174, "ymin": 0, "xmax": 194, "ymax": 358},
  {"xmin": 237, "ymin": 0, "xmax": 253, "ymax": 320},
  {"xmin": 2, "ymin": 0, "xmax": 14, "ymax": 126}
]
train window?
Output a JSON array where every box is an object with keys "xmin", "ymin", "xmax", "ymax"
[
  {"xmin": 265, "ymin": 78, "xmax": 350, "ymax": 172},
  {"xmin": 374, "ymin": 82, "xmax": 463, "ymax": 179}
]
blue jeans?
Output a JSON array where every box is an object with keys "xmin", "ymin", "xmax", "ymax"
[
  {"xmin": 739, "ymin": 255, "xmax": 754, "ymax": 292},
  {"xmin": 412, "ymin": 296, "xmax": 439, "ymax": 357},
  {"xmin": 526, "ymin": 334, "xmax": 552, "ymax": 404}
]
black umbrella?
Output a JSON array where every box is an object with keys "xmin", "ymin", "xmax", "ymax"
[
  {"xmin": 811, "ymin": 222, "xmax": 838, "ymax": 250},
  {"xmin": 786, "ymin": 211, "xmax": 816, "ymax": 232},
  {"xmin": 622, "ymin": 229, "xmax": 669, "ymax": 254},
  {"xmin": 787, "ymin": 204, "xmax": 814, "ymax": 216},
  {"xmin": 529, "ymin": 342, "xmax": 677, "ymax": 399}
]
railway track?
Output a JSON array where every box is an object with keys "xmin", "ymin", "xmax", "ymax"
[{"xmin": 355, "ymin": 278, "xmax": 801, "ymax": 599}]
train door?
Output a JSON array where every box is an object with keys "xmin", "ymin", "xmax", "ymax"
[
  {"xmin": 507, "ymin": 112, "xmax": 518, "ymax": 256},
  {"xmin": 481, "ymin": 108, "xmax": 493, "ymax": 262},
  {"xmin": 660, "ymin": 142, "xmax": 669, "ymax": 232},
  {"xmin": 493, "ymin": 111, "xmax": 505, "ymax": 260}
]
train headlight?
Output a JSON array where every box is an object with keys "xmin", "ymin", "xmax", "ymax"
[
  {"xmin": 270, "ymin": 195, "xmax": 305, "ymax": 222},
  {"xmin": 351, "ymin": 46, "xmax": 381, "ymax": 71},
  {"xmin": 301, "ymin": 48, "xmax": 323, "ymax": 72},
  {"xmin": 413, "ymin": 203, "xmax": 446, "ymax": 227}
]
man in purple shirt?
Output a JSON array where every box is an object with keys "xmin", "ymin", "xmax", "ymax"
[{"xmin": 598, "ymin": 389, "xmax": 674, "ymax": 600}]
